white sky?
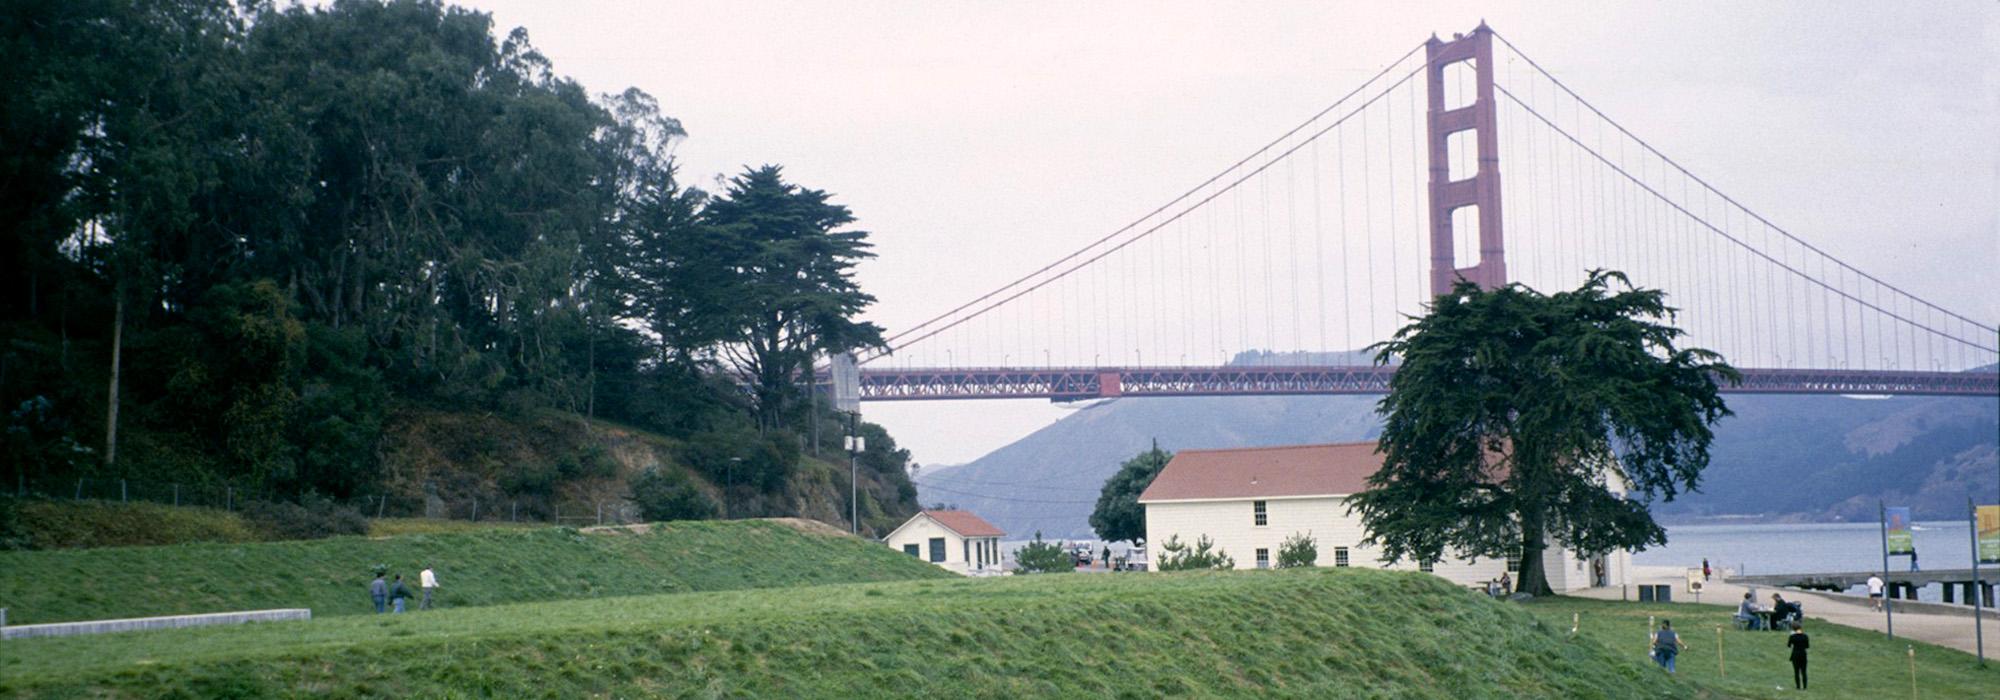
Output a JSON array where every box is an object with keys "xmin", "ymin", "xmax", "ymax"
[{"xmin": 452, "ymin": 1, "xmax": 2000, "ymax": 466}]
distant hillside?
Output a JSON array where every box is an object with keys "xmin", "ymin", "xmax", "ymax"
[{"xmin": 918, "ymin": 355, "xmax": 1997, "ymax": 538}]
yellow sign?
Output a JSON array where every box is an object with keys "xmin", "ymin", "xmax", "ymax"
[{"xmin": 1979, "ymin": 505, "xmax": 2000, "ymax": 565}]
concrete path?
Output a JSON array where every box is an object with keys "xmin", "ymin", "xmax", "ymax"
[{"xmin": 1571, "ymin": 565, "xmax": 1997, "ymax": 656}]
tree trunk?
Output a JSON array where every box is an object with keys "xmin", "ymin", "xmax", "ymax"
[
  {"xmin": 1517, "ymin": 506, "xmax": 1554, "ymax": 597},
  {"xmin": 103, "ymin": 290, "xmax": 124, "ymax": 469}
]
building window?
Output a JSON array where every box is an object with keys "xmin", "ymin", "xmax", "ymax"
[
  {"xmin": 1253, "ymin": 500, "xmax": 1268, "ymax": 526},
  {"xmin": 903, "ymin": 544, "xmax": 920, "ymax": 558},
  {"xmin": 1506, "ymin": 548, "xmax": 1521, "ymax": 573},
  {"xmin": 1334, "ymin": 547, "xmax": 1350, "ymax": 567},
  {"xmin": 929, "ymin": 537, "xmax": 946, "ymax": 563},
  {"xmin": 1419, "ymin": 560, "xmax": 1434, "ymax": 573},
  {"xmin": 1256, "ymin": 548, "xmax": 1270, "ymax": 569}
]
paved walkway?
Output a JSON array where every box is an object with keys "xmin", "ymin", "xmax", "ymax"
[{"xmin": 1571, "ymin": 565, "xmax": 1996, "ymax": 656}]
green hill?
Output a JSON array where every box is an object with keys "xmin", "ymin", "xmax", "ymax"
[
  {"xmin": 5, "ymin": 569, "xmax": 1697, "ymax": 699},
  {"xmin": 0, "ymin": 519, "xmax": 949, "ymax": 625}
]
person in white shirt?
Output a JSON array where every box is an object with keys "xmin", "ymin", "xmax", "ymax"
[
  {"xmin": 1866, "ymin": 574, "xmax": 1884, "ymax": 611},
  {"xmin": 419, "ymin": 565, "xmax": 439, "ymax": 610}
]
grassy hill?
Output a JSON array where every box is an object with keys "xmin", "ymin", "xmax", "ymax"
[
  {"xmin": 0, "ymin": 519, "xmax": 949, "ymax": 625},
  {"xmin": 5, "ymin": 568, "xmax": 1699, "ymax": 698},
  {"xmin": 1521, "ymin": 597, "xmax": 1998, "ymax": 700}
]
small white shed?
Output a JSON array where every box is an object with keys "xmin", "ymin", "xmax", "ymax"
[{"xmin": 883, "ymin": 510, "xmax": 1006, "ymax": 575}]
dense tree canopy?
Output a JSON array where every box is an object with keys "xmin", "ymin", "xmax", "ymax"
[
  {"xmin": 1089, "ymin": 442, "xmax": 1172, "ymax": 544},
  {"xmin": 0, "ymin": 0, "xmax": 914, "ymax": 526},
  {"xmin": 1349, "ymin": 272, "xmax": 1736, "ymax": 596}
]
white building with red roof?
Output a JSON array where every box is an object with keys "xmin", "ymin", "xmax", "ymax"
[
  {"xmin": 1137, "ymin": 441, "xmax": 1627, "ymax": 593},
  {"xmin": 883, "ymin": 509, "xmax": 1007, "ymax": 576}
]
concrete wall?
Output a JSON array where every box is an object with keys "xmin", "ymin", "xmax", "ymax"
[
  {"xmin": 1143, "ymin": 495, "xmax": 1622, "ymax": 593},
  {"xmin": 1, "ymin": 608, "xmax": 311, "ymax": 640}
]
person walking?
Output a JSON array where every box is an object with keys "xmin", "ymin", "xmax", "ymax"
[
  {"xmin": 1701, "ymin": 558, "xmax": 1711, "ymax": 582},
  {"xmin": 1650, "ymin": 620, "xmax": 1685, "ymax": 673},
  {"xmin": 419, "ymin": 564, "xmax": 439, "ymax": 610},
  {"xmin": 1908, "ymin": 549, "xmax": 1919, "ymax": 572},
  {"xmin": 1867, "ymin": 574, "xmax": 1885, "ymax": 611},
  {"xmin": 370, "ymin": 572, "xmax": 388, "ymax": 614},
  {"xmin": 1785, "ymin": 622, "xmax": 1810, "ymax": 690},
  {"xmin": 390, "ymin": 574, "xmax": 411, "ymax": 614}
]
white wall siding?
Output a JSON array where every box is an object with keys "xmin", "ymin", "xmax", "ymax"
[
  {"xmin": 1144, "ymin": 496, "xmax": 1622, "ymax": 593},
  {"xmin": 882, "ymin": 516, "xmax": 1003, "ymax": 576}
]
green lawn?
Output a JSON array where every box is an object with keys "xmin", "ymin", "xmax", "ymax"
[
  {"xmin": 1521, "ymin": 597, "xmax": 1998, "ymax": 700},
  {"xmin": 2, "ymin": 568, "xmax": 1696, "ymax": 699},
  {"xmin": 0, "ymin": 519, "xmax": 949, "ymax": 625}
]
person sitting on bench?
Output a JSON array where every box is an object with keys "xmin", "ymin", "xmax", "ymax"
[
  {"xmin": 1735, "ymin": 592, "xmax": 1766, "ymax": 630},
  {"xmin": 1771, "ymin": 594, "xmax": 1802, "ymax": 628}
]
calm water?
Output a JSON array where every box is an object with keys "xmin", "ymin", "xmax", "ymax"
[{"xmin": 1637, "ymin": 521, "xmax": 1982, "ymax": 603}]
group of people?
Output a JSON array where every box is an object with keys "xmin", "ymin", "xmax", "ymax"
[
  {"xmin": 1733, "ymin": 591, "xmax": 1802, "ymax": 631},
  {"xmin": 1651, "ymin": 618, "xmax": 1811, "ymax": 690},
  {"xmin": 369, "ymin": 564, "xmax": 440, "ymax": 613},
  {"xmin": 1483, "ymin": 571, "xmax": 1512, "ymax": 597}
]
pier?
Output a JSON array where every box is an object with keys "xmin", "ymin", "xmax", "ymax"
[{"xmin": 1730, "ymin": 568, "xmax": 1994, "ymax": 607}]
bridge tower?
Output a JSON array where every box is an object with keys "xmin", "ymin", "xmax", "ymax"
[{"xmin": 1425, "ymin": 23, "xmax": 1507, "ymax": 296}]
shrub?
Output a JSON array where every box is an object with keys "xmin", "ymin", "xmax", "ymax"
[
  {"xmin": 0, "ymin": 495, "xmax": 26, "ymax": 550},
  {"xmin": 11, "ymin": 499, "xmax": 261, "ymax": 549},
  {"xmin": 1276, "ymin": 531, "xmax": 1317, "ymax": 568},
  {"xmin": 1012, "ymin": 532, "xmax": 1074, "ymax": 574},
  {"xmin": 241, "ymin": 494, "xmax": 368, "ymax": 540},
  {"xmin": 630, "ymin": 468, "xmax": 716, "ymax": 522},
  {"xmin": 1155, "ymin": 534, "xmax": 1234, "ymax": 571}
]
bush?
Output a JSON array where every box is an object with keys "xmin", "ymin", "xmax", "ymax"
[
  {"xmin": 1012, "ymin": 532, "xmax": 1074, "ymax": 574},
  {"xmin": 10, "ymin": 499, "xmax": 260, "ymax": 549},
  {"xmin": 630, "ymin": 468, "xmax": 716, "ymax": 522},
  {"xmin": 1155, "ymin": 534, "xmax": 1234, "ymax": 571},
  {"xmin": 1276, "ymin": 531, "xmax": 1317, "ymax": 568},
  {"xmin": 241, "ymin": 494, "xmax": 368, "ymax": 540}
]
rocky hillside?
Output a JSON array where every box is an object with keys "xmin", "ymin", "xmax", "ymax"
[{"xmin": 917, "ymin": 357, "xmax": 1997, "ymax": 538}]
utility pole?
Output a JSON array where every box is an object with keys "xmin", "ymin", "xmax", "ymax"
[{"xmin": 845, "ymin": 413, "xmax": 865, "ymax": 535}]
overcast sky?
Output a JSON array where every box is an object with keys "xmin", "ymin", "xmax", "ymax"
[{"xmin": 453, "ymin": 1, "xmax": 1998, "ymax": 466}]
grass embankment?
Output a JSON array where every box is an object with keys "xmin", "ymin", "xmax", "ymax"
[
  {"xmin": 1522, "ymin": 597, "xmax": 1998, "ymax": 700},
  {"xmin": 4, "ymin": 499, "xmax": 262, "ymax": 549},
  {"xmin": 2, "ymin": 568, "xmax": 1690, "ymax": 699},
  {"xmin": 0, "ymin": 519, "xmax": 948, "ymax": 625}
]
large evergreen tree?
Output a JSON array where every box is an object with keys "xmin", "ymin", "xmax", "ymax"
[
  {"xmin": 1089, "ymin": 442, "xmax": 1171, "ymax": 544},
  {"xmin": 1349, "ymin": 272, "xmax": 1736, "ymax": 596},
  {"xmin": 704, "ymin": 166, "xmax": 885, "ymax": 429}
]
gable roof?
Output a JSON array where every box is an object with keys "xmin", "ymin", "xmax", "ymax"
[
  {"xmin": 916, "ymin": 509, "xmax": 1005, "ymax": 538},
  {"xmin": 1137, "ymin": 442, "xmax": 1384, "ymax": 503}
]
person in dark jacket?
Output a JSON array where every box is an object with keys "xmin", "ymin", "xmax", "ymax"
[
  {"xmin": 1651, "ymin": 620, "xmax": 1685, "ymax": 673},
  {"xmin": 1786, "ymin": 622, "xmax": 1810, "ymax": 689},
  {"xmin": 370, "ymin": 573, "xmax": 388, "ymax": 613},
  {"xmin": 390, "ymin": 574, "xmax": 412, "ymax": 614}
]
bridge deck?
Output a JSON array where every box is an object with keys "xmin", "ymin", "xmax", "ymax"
[{"xmin": 852, "ymin": 365, "xmax": 1998, "ymax": 401}]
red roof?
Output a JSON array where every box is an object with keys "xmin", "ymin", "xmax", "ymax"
[
  {"xmin": 1137, "ymin": 442, "xmax": 1385, "ymax": 502},
  {"xmin": 923, "ymin": 510, "xmax": 1005, "ymax": 537}
]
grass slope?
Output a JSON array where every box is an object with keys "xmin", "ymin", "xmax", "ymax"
[
  {"xmin": 1522, "ymin": 597, "xmax": 1999, "ymax": 700},
  {"xmin": 3, "ymin": 569, "xmax": 1697, "ymax": 699},
  {"xmin": 0, "ymin": 519, "xmax": 949, "ymax": 625}
]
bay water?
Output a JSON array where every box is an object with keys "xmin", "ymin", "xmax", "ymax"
[{"xmin": 1638, "ymin": 521, "xmax": 1982, "ymax": 603}]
